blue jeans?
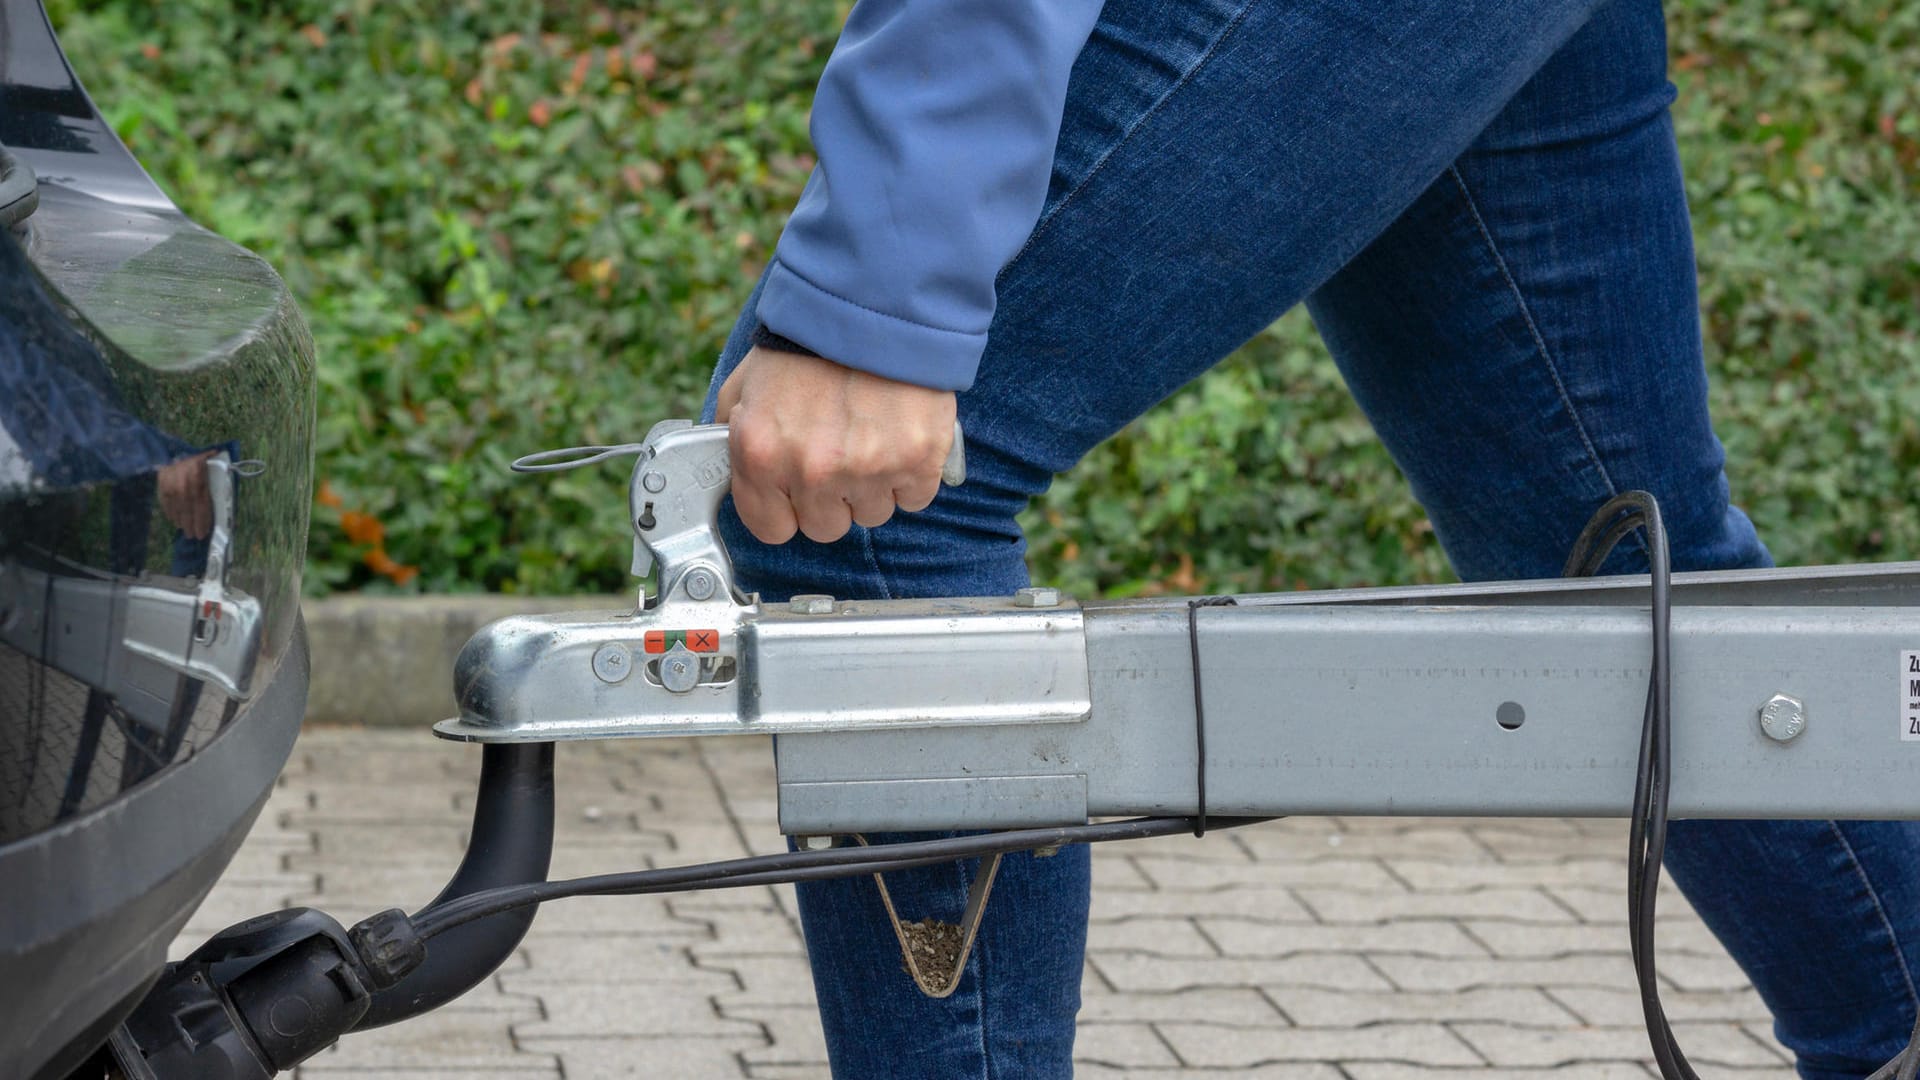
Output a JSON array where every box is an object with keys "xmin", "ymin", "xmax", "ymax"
[{"xmin": 705, "ymin": 0, "xmax": 1920, "ymax": 1075}]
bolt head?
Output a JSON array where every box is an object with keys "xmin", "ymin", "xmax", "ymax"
[
  {"xmin": 659, "ymin": 647, "xmax": 700, "ymax": 693},
  {"xmin": 796, "ymin": 835, "xmax": 836, "ymax": 851},
  {"xmin": 1013, "ymin": 586, "xmax": 1061, "ymax": 608},
  {"xmin": 1759, "ymin": 692, "xmax": 1806, "ymax": 742},
  {"xmin": 683, "ymin": 568, "xmax": 718, "ymax": 601},
  {"xmin": 789, "ymin": 594, "xmax": 835, "ymax": 615},
  {"xmin": 641, "ymin": 470, "xmax": 667, "ymax": 493},
  {"xmin": 592, "ymin": 643, "xmax": 632, "ymax": 684}
]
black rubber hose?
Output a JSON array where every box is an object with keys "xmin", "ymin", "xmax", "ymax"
[{"xmin": 352, "ymin": 742, "xmax": 554, "ymax": 1030}]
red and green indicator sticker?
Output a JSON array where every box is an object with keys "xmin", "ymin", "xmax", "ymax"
[{"xmin": 645, "ymin": 628, "xmax": 720, "ymax": 654}]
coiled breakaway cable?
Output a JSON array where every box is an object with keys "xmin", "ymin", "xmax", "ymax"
[
  {"xmin": 1565, "ymin": 492, "xmax": 1919, "ymax": 1080},
  {"xmin": 401, "ymin": 492, "xmax": 1920, "ymax": 1077}
]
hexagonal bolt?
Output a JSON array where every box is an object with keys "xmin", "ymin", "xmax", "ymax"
[
  {"xmin": 1759, "ymin": 692, "xmax": 1807, "ymax": 743},
  {"xmin": 682, "ymin": 567, "xmax": 719, "ymax": 601},
  {"xmin": 1013, "ymin": 586, "xmax": 1061, "ymax": 608},
  {"xmin": 796, "ymin": 834, "xmax": 837, "ymax": 851},
  {"xmin": 789, "ymin": 594, "xmax": 835, "ymax": 615},
  {"xmin": 591, "ymin": 643, "xmax": 632, "ymax": 684}
]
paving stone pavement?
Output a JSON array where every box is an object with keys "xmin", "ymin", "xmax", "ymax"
[{"xmin": 174, "ymin": 728, "xmax": 1797, "ymax": 1079}]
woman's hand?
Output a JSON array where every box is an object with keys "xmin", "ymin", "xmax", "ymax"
[{"xmin": 715, "ymin": 346, "xmax": 957, "ymax": 544}]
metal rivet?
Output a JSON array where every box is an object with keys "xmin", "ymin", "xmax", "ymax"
[
  {"xmin": 683, "ymin": 568, "xmax": 718, "ymax": 601},
  {"xmin": 592, "ymin": 643, "xmax": 632, "ymax": 684},
  {"xmin": 659, "ymin": 645, "xmax": 699, "ymax": 693},
  {"xmin": 1759, "ymin": 692, "xmax": 1806, "ymax": 742},
  {"xmin": 1013, "ymin": 586, "xmax": 1061, "ymax": 608},
  {"xmin": 641, "ymin": 471, "xmax": 667, "ymax": 493},
  {"xmin": 789, "ymin": 594, "xmax": 835, "ymax": 615},
  {"xmin": 1496, "ymin": 701, "xmax": 1525, "ymax": 730}
]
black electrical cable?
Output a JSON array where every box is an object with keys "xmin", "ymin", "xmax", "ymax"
[
  {"xmin": 1188, "ymin": 595, "xmax": 1238, "ymax": 837},
  {"xmin": 409, "ymin": 814, "xmax": 1271, "ymax": 942},
  {"xmin": 1564, "ymin": 492, "xmax": 1920, "ymax": 1080},
  {"xmin": 1565, "ymin": 491, "xmax": 1699, "ymax": 1080}
]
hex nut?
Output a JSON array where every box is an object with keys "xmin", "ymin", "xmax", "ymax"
[
  {"xmin": 591, "ymin": 643, "xmax": 632, "ymax": 684},
  {"xmin": 796, "ymin": 835, "xmax": 836, "ymax": 851},
  {"xmin": 1013, "ymin": 586, "xmax": 1061, "ymax": 608},
  {"xmin": 789, "ymin": 594, "xmax": 835, "ymax": 615},
  {"xmin": 1759, "ymin": 692, "xmax": 1806, "ymax": 742}
]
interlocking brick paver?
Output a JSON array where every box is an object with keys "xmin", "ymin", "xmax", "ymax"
[
  {"xmin": 1387, "ymin": 858, "xmax": 1630, "ymax": 891},
  {"xmin": 189, "ymin": 729, "xmax": 1817, "ymax": 1079},
  {"xmin": 1261, "ymin": 987, "xmax": 1577, "ymax": 1026},
  {"xmin": 1091, "ymin": 952, "xmax": 1394, "ymax": 993},
  {"xmin": 295, "ymin": 1060, "xmax": 560, "ymax": 1068},
  {"xmin": 1088, "ymin": 916, "xmax": 1219, "ymax": 957},
  {"xmin": 1074, "ymin": 1066, "xmax": 1344, "ymax": 1080},
  {"xmin": 1201, "ymin": 916, "xmax": 1489, "ymax": 958},
  {"xmin": 1076, "ymin": 1022, "xmax": 1184, "ymax": 1067},
  {"xmin": 1342, "ymin": 1066, "xmax": 1655, "ymax": 1080},
  {"xmin": 1077, "ymin": 987, "xmax": 1286, "ymax": 1025},
  {"xmin": 1370, "ymin": 953, "xmax": 1643, "ymax": 992},
  {"xmin": 1547, "ymin": 985, "xmax": 1771, "ymax": 1025},
  {"xmin": 1453, "ymin": 1022, "xmax": 1786, "ymax": 1068},
  {"xmin": 1294, "ymin": 886, "xmax": 1574, "ymax": 924},
  {"xmin": 1463, "ymin": 917, "xmax": 1727, "ymax": 958},
  {"xmin": 732, "ymin": 1005, "xmax": 831, "ymax": 1068},
  {"xmin": 1545, "ymin": 883, "xmax": 1694, "ymax": 924},
  {"xmin": 1092, "ymin": 883, "xmax": 1313, "ymax": 920},
  {"xmin": 304, "ymin": 1000, "xmax": 547, "ymax": 1070},
  {"xmin": 516, "ymin": 1036, "xmax": 763, "ymax": 1079},
  {"xmin": 1159, "ymin": 1020, "xmax": 1483, "ymax": 1067},
  {"xmin": 1235, "ymin": 825, "xmax": 1491, "ymax": 862},
  {"xmin": 1135, "ymin": 855, "xmax": 1402, "ymax": 890}
]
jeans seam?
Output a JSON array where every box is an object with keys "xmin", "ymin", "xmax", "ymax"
[
  {"xmin": 1825, "ymin": 820, "xmax": 1920, "ymax": 1011},
  {"xmin": 856, "ymin": 528, "xmax": 895, "ymax": 601},
  {"xmin": 1006, "ymin": 0, "xmax": 1258, "ymax": 271},
  {"xmin": 1445, "ymin": 165, "xmax": 1631, "ymax": 517}
]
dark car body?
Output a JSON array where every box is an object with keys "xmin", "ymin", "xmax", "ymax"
[{"xmin": 0, "ymin": 4, "xmax": 316, "ymax": 1077}]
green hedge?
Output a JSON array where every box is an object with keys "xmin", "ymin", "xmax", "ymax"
[{"xmin": 46, "ymin": 0, "xmax": 1920, "ymax": 597}]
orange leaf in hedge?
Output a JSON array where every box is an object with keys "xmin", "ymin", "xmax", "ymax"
[
  {"xmin": 362, "ymin": 548, "xmax": 419, "ymax": 586},
  {"xmin": 529, "ymin": 99, "xmax": 552, "ymax": 128},
  {"xmin": 315, "ymin": 480, "xmax": 344, "ymax": 508},
  {"xmin": 339, "ymin": 510, "xmax": 385, "ymax": 546}
]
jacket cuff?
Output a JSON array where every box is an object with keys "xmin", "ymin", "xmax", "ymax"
[{"xmin": 754, "ymin": 258, "xmax": 984, "ymax": 392}]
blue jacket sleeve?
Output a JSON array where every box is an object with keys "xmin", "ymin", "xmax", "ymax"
[{"xmin": 753, "ymin": 1, "xmax": 1106, "ymax": 392}]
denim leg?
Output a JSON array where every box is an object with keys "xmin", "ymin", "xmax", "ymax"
[
  {"xmin": 1305, "ymin": 3, "xmax": 1919, "ymax": 1075},
  {"xmin": 707, "ymin": 0, "xmax": 1636, "ymax": 1074}
]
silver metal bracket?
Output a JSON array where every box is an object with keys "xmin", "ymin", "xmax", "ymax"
[{"xmin": 446, "ymin": 420, "xmax": 1920, "ymax": 835}]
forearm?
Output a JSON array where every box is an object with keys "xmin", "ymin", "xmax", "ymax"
[{"xmin": 756, "ymin": 0, "xmax": 1106, "ymax": 391}]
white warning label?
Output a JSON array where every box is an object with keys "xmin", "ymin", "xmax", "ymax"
[{"xmin": 1905, "ymin": 651, "xmax": 1920, "ymax": 742}]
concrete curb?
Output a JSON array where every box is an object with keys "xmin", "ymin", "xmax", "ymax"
[{"xmin": 302, "ymin": 594, "xmax": 612, "ymax": 727}]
